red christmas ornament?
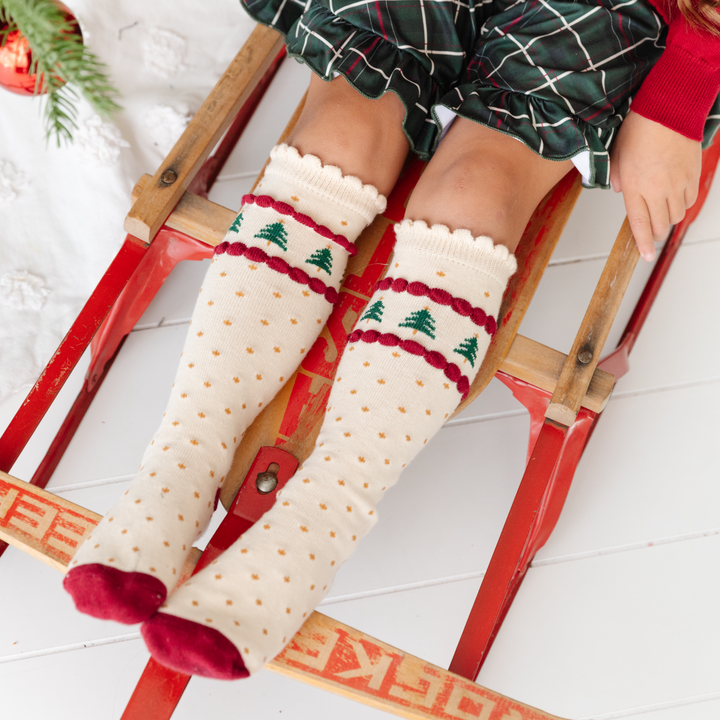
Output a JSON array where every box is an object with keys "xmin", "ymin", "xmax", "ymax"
[{"xmin": 0, "ymin": 2, "xmax": 82, "ymax": 96}]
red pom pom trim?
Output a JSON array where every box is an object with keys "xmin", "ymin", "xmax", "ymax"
[
  {"xmin": 347, "ymin": 329, "xmax": 470, "ymax": 400},
  {"xmin": 371, "ymin": 276, "xmax": 498, "ymax": 336},
  {"xmin": 214, "ymin": 242, "xmax": 339, "ymax": 304},
  {"xmin": 240, "ymin": 194, "xmax": 358, "ymax": 256}
]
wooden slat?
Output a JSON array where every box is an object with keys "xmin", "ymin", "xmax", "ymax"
[
  {"xmin": 131, "ymin": 174, "xmax": 614, "ymax": 417},
  {"xmin": 546, "ymin": 217, "xmax": 638, "ymax": 425},
  {"xmin": 270, "ymin": 612, "xmax": 567, "ymax": 720},
  {"xmin": 2, "ymin": 471, "xmax": 566, "ymax": 720},
  {"xmin": 502, "ymin": 334, "xmax": 613, "ymax": 413},
  {"xmin": 124, "ymin": 24, "xmax": 284, "ymax": 243},
  {"xmin": 0, "ymin": 471, "xmax": 200, "ymax": 580},
  {"xmin": 132, "ymin": 174, "xmax": 235, "ymax": 246}
]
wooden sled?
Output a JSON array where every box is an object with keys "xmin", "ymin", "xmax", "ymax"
[{"xmin": 2, "ymin": 21, "xmax": 720, "ymax": 720}]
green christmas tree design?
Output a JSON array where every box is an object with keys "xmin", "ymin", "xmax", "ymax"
[
  {"xmin": 360, "ymin": 299, "xmax": 385, "ymax": 323},
  {"xmin": 399, "ymin": 308, "xmax": 436, "ymax": 339},
  {"xmin": 454, "ymin": 335, "xmax": 479, "ymax": 367},
  {"xmin": 305, "ymin": 247, "xmax": 333, "ymax": 275},
  {"xmin": 229, "ymin": 212, "xmax": 243, "ymax": 233},
  {"xmin": 255, "ymin": 222, "xmax": 288, "ymax": 251}
]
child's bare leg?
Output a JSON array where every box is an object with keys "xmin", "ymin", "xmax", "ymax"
[
  {"xmin": 287, "ymin": 74, "xmax": 410, "ymax": 197},
  {"xmin": 407, "ymin": 118, "xmax": 573, "ymax": 252},
  {"xmin": 63, "ymin": 76, "xmax": 407, "ymax": 626}
]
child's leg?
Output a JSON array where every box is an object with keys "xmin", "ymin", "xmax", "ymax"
[
  {"xmin": 406, "ymin": 118, "xmax": 574, "ymax": 251},
  {"xmin": 63, "ymin": 76, "xmax": 408, "ymax": 624},
  {"xmin": 140, "ymin": 119, "xmax": 573, "ymax": 678}
]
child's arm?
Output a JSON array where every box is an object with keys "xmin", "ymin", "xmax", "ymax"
[
  {"xmin": 609, "ymin": 110, "xmax": 702, "ymax": 262},
  {"xmin": 613, "ymin": 1, "xmax": 720, "ymax": 261}
]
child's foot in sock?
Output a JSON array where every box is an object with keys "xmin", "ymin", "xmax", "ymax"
[
  {"xmin": 141, "ymin": 219, "xmax": 516, "ymax": 677},
  {"xmin": 63, "ymin": 145, "xmax": 385, "ymax": 624}
]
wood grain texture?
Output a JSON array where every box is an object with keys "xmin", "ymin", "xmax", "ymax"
[
  {"xmin": 4, "ymin": 472, "xmax": 566, "ymax": 720},
  {"xmin": 132, "ymin": 174, "xmax": 236, "ymax": 247},
  {"xmin": 124, "ymin": 24, "xmax": 284, "ymax": 242},
  {"xmin": 270, "ymin": 611, "xmax": 567, "ymax": 720},
  {"xmin": 0, "ymin": 471, "xmax": 100, "ymax": 572},
  {"xmin": 0, "ymin": 472, "xmax": 200, "ymax": 583},
  {"xmin": 132, "ymin": 176, "xmax": 613, "ymax": 417},
  {"xmin": 502, "ymin": 335, "xmax": 614, "ymax": 413},
  {"xmin": 546, "ymin": 217, "xmax": 639, "ymax": 425}
]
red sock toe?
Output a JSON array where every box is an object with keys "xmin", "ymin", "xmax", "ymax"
[
  {"xmin": 63, "ymin": 564, "xmax": 166, "ymax": 624},
  {"xmin": 141, "ymin": 612, "xmax": 249, "ymax": 680}
]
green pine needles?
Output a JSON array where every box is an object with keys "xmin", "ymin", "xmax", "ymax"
[
  {"xmin": 399, "ymin": 308, "xmax": 436, "ymax": 339},
  {"xmin": 360, "ymin": 299, "xmax": 384, "ymax": 323},
  {"xmin": 0, "ymin": 0, "xmax": 121, "ymax": 145},
  {"xmin": 229, "ymin": 212, "xmax": 244, "ymax": 233},
  {"xmin": 454, "ymin": 335, "xmax": 479, "ymax": 367},
  {"xmin": 305, "ymin": 247, "xmax": 333, "ymax": 274},
  {"xmin": 255, "ymin": 222, "xmax": 289, "ymax": 250}
]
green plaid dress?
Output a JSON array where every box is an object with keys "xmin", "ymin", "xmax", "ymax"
[{"xmin": 241, "ymin": 0, "xmax": 720, "ymax": 188}]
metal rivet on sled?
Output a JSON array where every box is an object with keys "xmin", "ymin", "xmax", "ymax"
[
  {"xmin": 256, "ymin": 471, "xmax": 279, "ymax": 495},
  {"xmin": 577, "ymin": 350, "xmax": 593, "ymax": 365},
  {"xmin": 161, "ymin": 169, "xmax": 177, "ymax": 185}
]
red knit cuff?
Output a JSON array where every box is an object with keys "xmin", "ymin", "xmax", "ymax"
[{"xmin": 632, "ymin": 44, "xmax": 720, "ymax": 142}]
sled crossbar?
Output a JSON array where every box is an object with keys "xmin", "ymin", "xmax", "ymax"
[{"xmin": 130, "ymin": 172, "xmax": 615, "ymax": 416}]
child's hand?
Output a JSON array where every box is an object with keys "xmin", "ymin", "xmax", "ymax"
[{"xmin": 609, "ymin": 110, "xmax": 702, "ymax": 262}]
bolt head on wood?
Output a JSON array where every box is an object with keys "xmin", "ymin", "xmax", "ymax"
[
  {"xmin": 577, "ymin": 350, "xmax": 593, "ymax": 364},
  {"xmin": 160, "ymin": 169, "xmax": 177, "ymax": 185},
  {"xmin": 256, "ymin": 471, "xmax": 278, "ymax": 494}
]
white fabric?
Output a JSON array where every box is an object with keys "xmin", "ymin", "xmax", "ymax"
[
  {"xmin": 152, "ymin": 221, "xmax": 517, "ymax": 675},
  {"xmin": 258, "ymin": 145, "xmax": 386, "ymax": 237},
  {"xmin": 0, "ymin": 0, "xmax": 257, "ymax": 401},
  {"xmin": 68, "ymin": 148, "xmax": 383, "ymax": 598}
]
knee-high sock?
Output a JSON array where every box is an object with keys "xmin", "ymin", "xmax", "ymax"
[
  {"xmin": 140, "ymin": 219, "xmax": 517, "ymax": 678},
  {"xmin": 63, "ymin": 145, "xmax": 385, "ymax": 624}
]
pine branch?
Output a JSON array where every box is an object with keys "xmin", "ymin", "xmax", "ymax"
[{"xmin": 1, "ymin": 0, "xmax": 122, "ymax": 145}]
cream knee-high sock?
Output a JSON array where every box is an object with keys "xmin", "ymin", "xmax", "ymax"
[
  {"xmin": 63, "ymin": 145, "xmax": 385, "ymax": 624},
  {"xmin": 140, "ymin": 219, "xmax": 517, "ymax": 678}
]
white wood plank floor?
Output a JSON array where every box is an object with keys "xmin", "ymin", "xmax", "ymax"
[{"xmin": 2, "ymin": 57, "xmax": 720, "ymax": 720}]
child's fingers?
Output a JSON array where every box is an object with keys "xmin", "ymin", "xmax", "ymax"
[
  {"xmin": 647, "ymin": 195, "xmax": 670, "ymax": 243},
  {"xmin": 667, "ymin": 195, "xmax": 687, "ymax": 227},
  {"xmin": 684, "ymin": 183, "xmax": 699, "ymax": 211},
  {"xmin": 624, "ymin": 191, "xmax": 655, "ymax": 262}
]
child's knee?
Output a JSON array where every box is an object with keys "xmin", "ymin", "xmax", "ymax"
[{"xmin": 287, "ymin": 77, "xmax": 408, "ymax": 194}]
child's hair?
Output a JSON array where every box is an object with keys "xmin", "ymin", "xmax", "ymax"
[{"xmin": 677, "ymin": 0, "xmax": 720, "ymax": 34}]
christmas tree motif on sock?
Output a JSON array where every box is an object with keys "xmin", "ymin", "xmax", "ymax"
[
  {"xmin": 399, "ymin": 307, "xmax": 436, "ymax": 339},
  {"xmin": 454, "ymin": 335, "xmax": 479, "ymax": 367},
  {"xmin": 255, "ymin": 221, "xmax": 288, "ymax": 251},
  {"xmin": 305, "ymin": 246, "xmax": 333, "ymax": 275},
  {"xmin": 229, "ymin": 212, "xmax": 243, "ymax": 234},
  {"xmin": 360, "ymin": 298, "xmax": 384, "ymax": 323}
]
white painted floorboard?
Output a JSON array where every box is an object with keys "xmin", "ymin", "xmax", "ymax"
[{"xmin": 2, "ymin": 55, "xmax": 720, "ymax": 720}]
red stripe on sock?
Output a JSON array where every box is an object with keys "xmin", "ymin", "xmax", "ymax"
[
  {"xmin": 241, "ymin": 194, "xmax": 358, "ymax": 256},
  {"xmin": 373, "ymin": 276, "xmax": 498, "ymax": 336},
  {"xmin": 214, "ymin": 241, "xmax": 339, "ymax": 304},
  {"xmin": 347, "ymin": 329, "xmax": 470, "ymax": 400}
]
